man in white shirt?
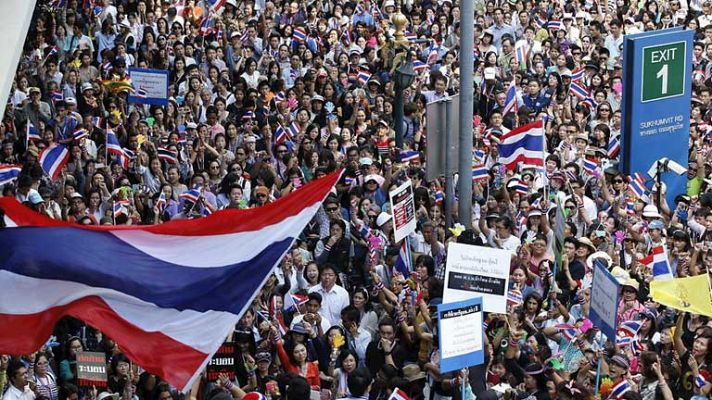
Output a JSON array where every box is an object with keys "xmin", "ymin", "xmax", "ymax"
[
  {"xmin": 2, "ymin": 360, "xmax": 37, "ymax": 400},
  {"xmin": 308, "ymin": 264, "xmax": 350, "ymax": 325}
]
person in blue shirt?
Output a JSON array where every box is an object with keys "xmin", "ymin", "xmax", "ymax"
[{"xmin": 519, "ymin": 79, "xmax": 551, "ymax": 114}]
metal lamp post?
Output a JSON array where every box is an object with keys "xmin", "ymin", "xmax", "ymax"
[{"xmin": 393, "ymin": 60, "xmax": 416, "ymax": 149}]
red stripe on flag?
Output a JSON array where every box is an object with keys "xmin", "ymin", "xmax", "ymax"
[{"xmin": 0, "ymin": 296, "xmax": 208, "ymax": 390}]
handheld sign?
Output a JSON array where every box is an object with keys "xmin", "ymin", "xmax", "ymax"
[
  {"xmin": 206, "ymin": 342, "xmax": 237, "ymax": 381},
  {"xmin": 390, "ymin": 180, "xmax": 417, "ymax": 242},
  {"xmin": 443, "ymin": 243, "xmax": 510, "ymax": 313},
  {"xmin": 76, "ymin": 351, "xmax": 108, "ymax": 388},
  {"xmin": 589, "ymin": 260, "xmax": 620, "ymax": 342},
  {"xmin": 437, "ymin": 296, "xmax": 484, "ymax": 372},
  {"xmin": 128, "ymin": 68, "xmax": 169, "ymax": 106}
]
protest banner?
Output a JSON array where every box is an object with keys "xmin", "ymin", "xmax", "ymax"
[
  {"xmin": 437, "ymin": 296, "xmax": 484, "ymax": 372},
  {"xmin": 589, "ymin": 261, "xmax": 620, "ymax": 341},
  {"xmin": 128, "ymin": 67, "xmax": 169, "ymax": 106},
  {"xmin": 442, "ymin": 243, "xmax": 510, "ymax": 313},
  {"xmin": 390, "ymin": 180, "xmax": 416, "ymax": 242},
  {"xmin": 206, "ymin": 342, "xmax": 237, "ymax": 381},
  {"xmin": 76, "ymin": 351, "xmax": 108, "ymax": 388}
]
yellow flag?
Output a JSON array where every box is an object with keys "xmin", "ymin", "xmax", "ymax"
[{"xmin": 650, "ymin": 274, "xmax": 712, "ymax": 317}]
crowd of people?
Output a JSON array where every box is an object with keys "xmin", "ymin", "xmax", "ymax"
[{"xmin": 2, "ymin": 0, "xmax": 712, "ymax": 399}]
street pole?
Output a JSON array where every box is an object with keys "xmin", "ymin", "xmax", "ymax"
[
  {"xmin": 394, "ymin": 71, "xmax": 405, "ymax": 149},
  {"xmin": 458, "ymin": 0, "xmax": 475, "ymax": 228},
  {"xmin": 444, "ymin": 98, "xmax": 455, "ymax": 228}
]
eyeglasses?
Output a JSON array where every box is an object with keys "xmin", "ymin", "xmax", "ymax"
[
  {"xmin": 565, "ymin": 205, "xmax": 576, "ymax": 210},
  {"xmin": 613, "ymin": 179, "xmax": 624, "ymax": 183},
  {"xmin": 326, "ymin": 207, "xmax": 339, "ymax": 212},
  {"xmin": 256, "ymin": 194, "xmax": 267, "ymax": 198},
  {"xmin": 600, "ymin": 108, "xmax": 611, "ymax": 112},
  {"xmin": 277, "ymin": 150, "xmax": 288, "ymax": 153}
]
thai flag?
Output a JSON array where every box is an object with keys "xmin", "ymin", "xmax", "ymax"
[
  {"xmin": 633, "ymin": 172, "xmax": 646, "ymax": 187},
  {"xmin": 156, "ymin": 149, "xmax": 176, "ymax": 165},
  {"xmin": 507, "ymin": 289, "xmax": 523, "ymax": 306},
  {"xmin": 0, "ymin": 171, "xmax": 341, "ymax": 392},
  {"xmin": 497, "ymin": 120, "xmax": 545, "ymax": 171},
  {"xmin": 0, "ymin": 165, "xmax": 22, "ymax": 186},
  {"xmin": 50, "ymin": 0, "xmax": 66, "ymax": 8},
  {"xmin": 555, "ymin": 324, "xmax": 578, "ymax": 341},
  {"xmin": 283, "ymin": 293, "xmax": 309, "ymax": 312},
  {"xmin": 216, "ymin": 29, "xmax": 224, "ymax": 41},
  {"xmin": 472, "ymin": 165, "xmax": 489, "ymax": 181},
  {"xmin": 583, "ymin": 158, "xmax": 599, "ymax": 176},
  {"xmin": 292, "ymin": 27, "xmax": 307, "ymax": 43},
  {"xmin": 92, "ymin": 116, "xmax": 102, "ymax": 128},
  {"xmin": 156, "ymin": 192, "xmax": 167, "ymax": 213},
  {"xmin": 473, "ymin": 149, "xmax": 486, "ymax": 163},
  {"xmin": 514, "ymin": 182, "xmax": 528, "ymax": 196},
  {"xmin": 199, "ymin": 16, "xmax": 214, "ymax": 36},
  {"xmin": 502, "ymin": 79, "xmax": 518, "ymax": 115},
  {"xmin": 547, "ymin": 20, "xmax": 562, "ymax": 30},
  {"xmin": 38, "ymin": 145, "xmax": 70, "ymax": 181},
  {"xmin": 51, "ymin": 91, "xmax": 64, "ymax": 102},
  {"xmin": 618, "ymin": 320, "xmax": 642, "ymax": 337},
  {"xmin": 427, "ymin": 47, "xmax": 439, "ymax": 64},
  {"xmin": 394, "ymin": 239, "xmax": 412, "ymax": 278},
  {"xmin": 73, "ymin": 128, "xmax": 89, "ymax": 142},
  {"xmin": 413, "ymin": 60, "xmax": 428, "ymax": 72},
  {"xmin": 339, "ymin": 27, "xmax": 353, "ymax": 45},
  {"xmin": 627, "ymin": 175, "xmax": 649, "ymax": 203},
  {"xmin": 275, "ymin": 125, "xmax": 292, "ymax": 145},
  {"xmin": 515, "ymin": 212, "xmax": 527, "ymax": 235},
  {"xmin": 46, "ymin": 46, "xmax": 58, "ymax": 59},
  {"xmin": 288, "ymin": 121, "xmax": 300, "ymax": 138},
  {"xmin": 640, "ymin": 246, "xmax": 673, "ymax": 280},
  {"xmin": 571, "ymin": 67, "xmax": 585, "ymax": 82},
  {"xmin": 357, "ymin": 69, "xmax": 372, "ymax": 85},
  {"xmin": 626, "ymin": 200, "xmax": 635, "ymax": 216},
  {"xmin": 113, "ymin": 201, "xmax": 129, "ymax": 219},
  {"xmin": 535, "ymin": 15, "xmax": 547, "ymax": 29},
  {"xmin": 400, "ymin": 150, "xmax": 419, "ymax": 163},
  {"xmin": 207, "ymin": 0, "xmax": 226, "ymax": 11},
  {"xmin": 355, "ymin": 3, "xmax": 366, "ymax": 14},
  {"xmin": 609, "ymin": 380, "xmax": 631, "ymax": 399},
  {"xmin": 242, "ymin": 111, "xmax": 254, "ymax": 121},
  {"xmin": 434, "ymin": 190, "xmax": 444, "ymax": 205},
  {"xmin": 180, "ymin": 186, "xmax": 202, "ymax": 204},
  {"xmin": 26, "ymin": 122, "xmax": 41, "ymax": 142},
  {"xmin": 515, "ymin": 42, "xmax": 528, "ymax": 64},
  {"xmin": 569, "ymin": 81, "xmax": 590, "ymax": 100},
  {"xmin": 405, "ymin": 32, "xmax": 418, "ymax": 41},
  {"xmin": 388, "ymin": 388, "xmax": 411, "ymax": 400},
  {"xmin": 107, "ymin": 130, "xmax": 130, "ymax": 169},
  {"xmin": 581, "ymin": 96, "xmax": 598, "ymax": 109},
  {"xmin": 426, "ymin": 14, "xmax": 435, "ymax": 25},
  {"xmin": 239, "ymin": 30, "xmax": 250, "ymax": 44},
  {"xmin": 608, "ymin": 135, "xmax": 621, "ymax": 158},
  {"xmin": 696, "ymin": 375, "xmax": 709, "ymax": 388},
  {"xmin": 274, "ymin": 91, "xmax": 286, "ymax": 104}
]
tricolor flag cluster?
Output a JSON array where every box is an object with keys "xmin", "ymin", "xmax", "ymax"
[{"xmin": 0, "ymin": 171, "xmax": 342, "ymax": 392}]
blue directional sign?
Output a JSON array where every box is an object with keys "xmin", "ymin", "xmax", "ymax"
[{"xmin": 621, "ymin": 28, "xmax": 692, "ymax": 206}]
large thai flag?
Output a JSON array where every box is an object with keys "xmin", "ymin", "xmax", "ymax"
[
  {"xmin": 0, "ymin": 170, "xmax": 342, "ymax": 392},
  {"xmin": 0, "ymin": 164, "xmax": 22, "ymax": 186},
  {"xmin": 497, "ymin": 120, "xmax": 544, "ymax": 171},
  {"xmin": 38, "ymin": 144, "xmax": 70, "ymax": 181},
  {"xmin": 502, "ymin": 79, "xmax": 518, "ymax": 115}
]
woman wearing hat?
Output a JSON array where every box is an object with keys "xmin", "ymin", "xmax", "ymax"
[{"xmin": 618, "ymin": 278, "xmax": 644, "ymax": 322}]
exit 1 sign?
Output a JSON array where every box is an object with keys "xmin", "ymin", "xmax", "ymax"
[{"xmin": 641, "ymin": 41, "xmax": 686, "ymax": 102}]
